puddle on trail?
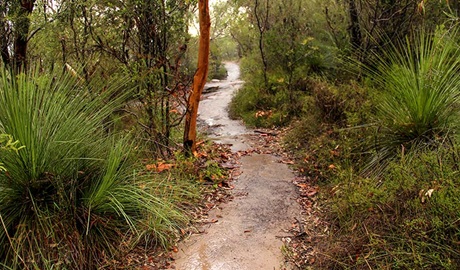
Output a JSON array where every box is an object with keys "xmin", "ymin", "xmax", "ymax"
[{"xmin": 173, "ymin": 62, "xmax": 300, "ymax": 270}]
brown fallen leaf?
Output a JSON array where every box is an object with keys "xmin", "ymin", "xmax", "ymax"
[
  {"xmin": 196, "ymin": 140, "xmax": 205, "ymax": 146},
  {"xmin": 146, "ymin": 162, "xmax": 175, "ymax": 173},
  {"xmin": 157, "ymin": 163, "xmax": 174, "ymax": 172},
  {"xmin": 330, "ymin": 149, "xmax": 340, "ymax": 157},
  {"xmin": 218, "ymin": 182, "xmax": 232, "ymax": 188},
  {"xmin": 145, "ymin": 164, "xmax": 156, "ymax": 171},
  {"xmin": 281, "ymin": 160, "xmax": 295, "ymax": 165}
]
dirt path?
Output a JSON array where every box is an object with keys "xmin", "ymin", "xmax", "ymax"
[{"xmin": 173, "ymin": 62, "xmax": 301, "ymax": 270}]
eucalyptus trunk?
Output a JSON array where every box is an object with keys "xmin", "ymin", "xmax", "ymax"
[{"xmin": 184, "ymin": 0, "xmax": 211, "ymax": 155}]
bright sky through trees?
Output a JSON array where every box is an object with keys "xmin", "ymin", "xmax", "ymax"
[{"xmin": 189, "ymin": 0, "xmax": 223, "ymax": 36}]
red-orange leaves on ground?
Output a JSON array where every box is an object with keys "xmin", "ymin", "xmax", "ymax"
[
  {"xmin": 193, "ymin": 150, "xmax": 208, "ymax": 158},
  {"xmin": 145, "ymin": 164, "xmax": 156, "ymax": 171},
  {"xmin": 296, "ymin": 182, "xmax": 318, "ymax": 198},
  {"xmin": 145, "ymin": 162, "xmax": 176, "ymax": 173}
]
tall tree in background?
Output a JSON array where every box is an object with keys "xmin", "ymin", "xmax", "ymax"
[
  {"xmin": 254, "ymin": 0, "xmax": 269, "ymax": 89},
  {"xmin": 184, "ymin": 0, "xmax": 210, "ymax": 155},
  {"xmin": 347, "ymin": 0, "xmax": 361, "ymax": 50},
  {"xmin": 39, "ymin": 0, "xmax": 193, "ymax": 156},
  {"xmin": 0, "ymin": 1, "xmax": 10, "ymax": 67},
  {"xmin": 342, "ymin": 0, "xmax": 436, "ymax": 62},
  {"xmin": 0, "ymin": 0, "xmax": 36, "ymax": 71}
]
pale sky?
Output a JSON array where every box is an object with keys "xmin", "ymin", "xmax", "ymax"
[{"xmin": 189, "ymin": 0, "xmax": 226, "ymax": 36}]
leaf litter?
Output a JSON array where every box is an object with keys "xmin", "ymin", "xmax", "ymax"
[{"xmin": 104, "ymin": 141, "xmax": 241, "ymax": 269}]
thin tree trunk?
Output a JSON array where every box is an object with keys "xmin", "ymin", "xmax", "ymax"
[
  {"xmin": 0, "ymin": 23, "xmax": 9, "ymax": 67},
  {"xmin": 0, "ymin": 1, "xmax": 10, "ymax": 67},
  {"xmin": 183, "ymin": 0, "xmax": 210, "ymax": 155},
  {"xmin": 348, "ymin": 0, "xmax": 361, "ymax": 49},
  {"xmin": 254, "ymin": 0, "xmax": 269, "ymax": 89}
]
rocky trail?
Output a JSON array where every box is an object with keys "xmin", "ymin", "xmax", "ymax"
[{"xmin": 173, "ymin": 62, "xmax": 301, "ymax": 270}]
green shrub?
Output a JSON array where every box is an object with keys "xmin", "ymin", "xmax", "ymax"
[
  {"xmin": 229, "ymin": 84, "xmax": 271, "ymax": 127},
  {"xmin": 366, "ymin": 28, "xmax": 460, "ymax": 171},
  {"xmin": 282, "ymin": 72, "xmax": 460, "ymax": 268},
  {"xmin": 324, "ymin": 145, "xmax": 460, "ymax": 269},
  {"xmin": 208, "ymin": 60, "xmax": 228, "ymax": 80},
  {"xmin": 284, "ymin": 79, "xmax": 374, "ymax": 182},
  {"xmin": 0, "ymin": 68, "xmax": 189, "ymax": 269}
]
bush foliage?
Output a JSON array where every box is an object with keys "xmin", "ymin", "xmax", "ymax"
[
  {"xmin": 229, "ymin": 17, "xmax": 460, "ymax": 266},
  {"xmin": 0, "ymin": 68, "xmax": 192, "ymax": 269},
  {"xmin": 278, "ymin": 28, "xmax": 460, "ymax": 269}
]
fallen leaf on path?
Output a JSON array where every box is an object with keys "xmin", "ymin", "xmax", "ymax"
[
  {"xmin": 232, "ymin": 170, "xmax": 242, "ymax": 177},
  {"xmin": 306, "ymin": 190, "xmax": 318, "ymax": 197},
  {"xmin": 218, "ymin": 182, "xmax": 233, "ymax": 189},
  {"xmin": 296, "ymin": 183, "xmax": 309, "ymax": 188},
  {"xmin": 280, "ymin": 160, "xmax": 294, "ymax": 164}
]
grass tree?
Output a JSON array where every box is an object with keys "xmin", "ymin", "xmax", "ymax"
[
  {"xmin": 0, "ymin": 68, "xmax": 188, "ymax": 269},
  {"xmin": 367, "ymin": 28, "xmax": 460, "ymax": 171}
]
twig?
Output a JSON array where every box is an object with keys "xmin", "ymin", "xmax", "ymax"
[
  {"xmin": 295, "ymin": 217, "xmax": 307, "ymax": 237},
  {"xmin": 0, "ymin": 213, "xmax": 26, "ymax": 266},
  {"xmin": 254, "ymin": 129, "xmax": 278, "ymax": 136}
]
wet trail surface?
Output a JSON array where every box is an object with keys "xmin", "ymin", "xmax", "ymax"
[{"xmin": 173, "ymin": 62, "xmax": 300, "ymax": 270}]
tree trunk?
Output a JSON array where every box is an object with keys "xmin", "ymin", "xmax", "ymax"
[
  {"xmin": 183, "ymin": 0, "xmax": 210, "ymax": 155},
  {"xmin": 13, "ymin": 0, "xmax": 35, "ymax": 72},
  {"xmin": 348, "ymin": 0, "xmax": 361, "ymax": 49},
  {"xmin": 254, "ymin": 0, "xmax": 269, "ymax": 89},
  {"xmin": 0, "ymin": 2, "xmax": 10, "ymax": 67}
]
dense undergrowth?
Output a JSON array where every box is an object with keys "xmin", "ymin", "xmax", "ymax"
[
  {"xmin": 0, "ymin": 68, "xmax": 227, "ymax": 269},
  {"xmin": 231, "ymin": 27, "xmax": 460, "ymax": 269}
]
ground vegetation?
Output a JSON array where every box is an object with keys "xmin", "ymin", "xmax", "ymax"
[{"xmin": 229, "ymin": 0, "xmax": 460, "ymax": 268}]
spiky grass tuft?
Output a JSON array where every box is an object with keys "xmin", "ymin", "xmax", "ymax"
[
  {"xmin": 0, "ymin": 68, "xmax": 188, "ymax": 269},
  {"xmin": 366, "ymin": 28, "xmax": 460, "ymax": 172}
]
